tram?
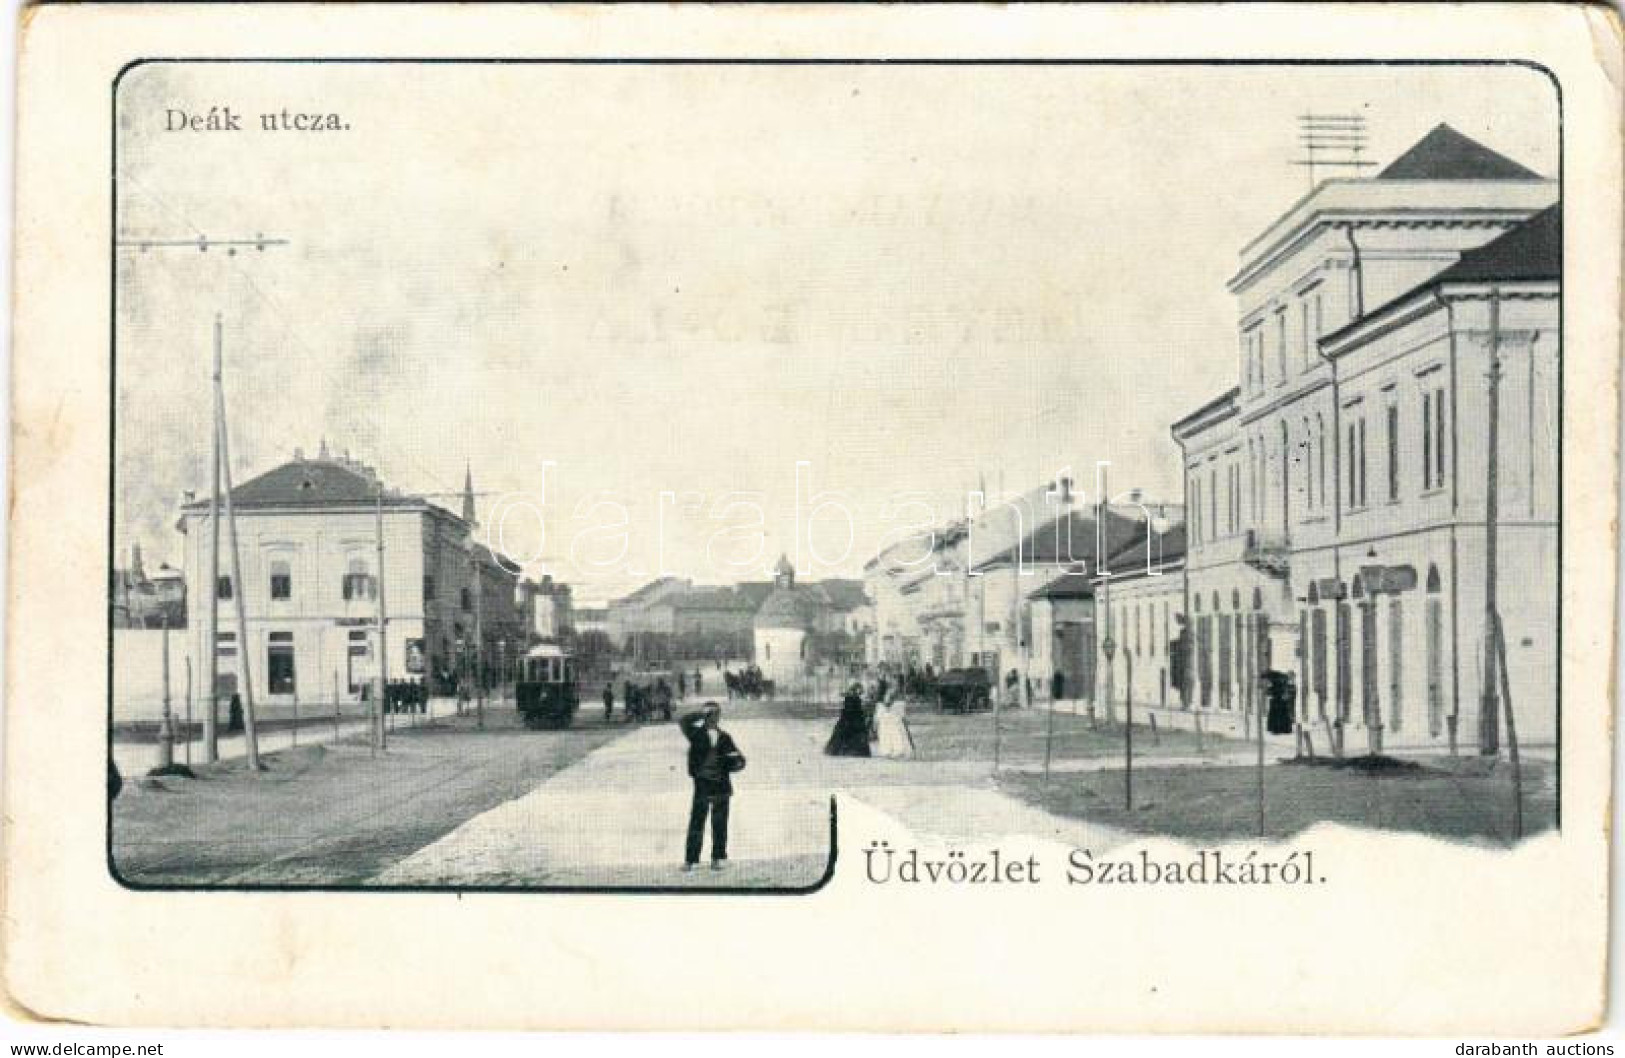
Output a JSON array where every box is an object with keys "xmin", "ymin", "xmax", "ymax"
[{"xmin": 516, "ymin": 643, "xmax": 580, "ymax": 729}]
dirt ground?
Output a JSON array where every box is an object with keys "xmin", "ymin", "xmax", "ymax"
[
  {"xmin": 907, "ymin": 706, "xmax": 1250, "ymax": 765},
  {"xmin": 997, "ymin": 754, "xmax": 1557, "ymax": 845},
  {"xmin": 110, "ymin": 706, "xmax": 630, "ymax": 886}
]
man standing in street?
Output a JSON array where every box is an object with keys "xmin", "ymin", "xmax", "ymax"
[{"xmin": 678, "ymin": 703, "xmax": 745, "ymax": 872}]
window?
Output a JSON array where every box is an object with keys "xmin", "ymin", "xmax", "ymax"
[
  {"xmin": 268, "ymin": 631, "xmax": 296, "ymax": 694},
  {"xmin": 1300, "ymin": 299, "xmax": 1313, "ymax": 368},
  {"xmin": 216, "ymin": 575, "xmax": 233, "ymax": 601},
  {"xmin": 423, "ymin": 575, "xmax": 436, "ymax": 603},
  {"xmin": 460, "ymin": 587, "xmax": 473, "ymax": 612},
  {"xmin": 1346, "ymin": 411, "xmax": 1368, "ymax": 509},
  {"xmin": 1208, "ymin": 468, "xmax": 1218, "ymax": 538},
  {"xmin": 1230, "ymin": 461, "xmax": 1241, "ymax": 533},
  {"xmin": 1191, "ymin": 476, "xmax": 1201, "ymax": 545},
  {"xmin": 1421, "ymin": 382, "xmax": 1448, "ymax": 491},
  {"xmin": 1275, "ymin": 311, "xmax": 1287, "ymax": 382},
  {"xmin": 343, "ymin": 557, "xmax": 375, "ymax": 601},
  {"xmin": 1316, "ymin": 414, "xmax": 1327, "ymax": 511},
  {"xmin": 216, "ymin": 630, "xmax": 236, "ymax": 659},
  {"xmin": 1386, "ymin": 402, "xmax": 1400, "ymax": 502},
  {"xmin": 269, "ymin": 558, "xmax": 292, "ymax": 601}
]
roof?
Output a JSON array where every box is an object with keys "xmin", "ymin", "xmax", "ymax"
[
  {"xmin": 1030, "ymin": 571, "xmax": 1095, "ymax": 600},
  {"xmin": 180, "ymin": 457, "xmax": 423, "ymax": 513},
  {"xmin": 617, "ymin": 576, "xmax": 689, "ymax": 606},
  {"xmin": 977, "ymin": 508, "xmax": 1147, "ymax": 571},
  {"xmin": 1321, "ymin": 205, "xmax": 1561, "ymax": 351},
  {"xmin": 1100, "ymin": 524, "xmax": 1187, "ymax": 577},
  {"xmin": 1376, "ymin": 124, "xmax": 1542, "ymax": 182},
  {"xmin": 809, "ymin": 579, "xmax": 868, "ymax": 611},
  {"xmin": 733, "ymin": 582, "xmax": 776, "ymax": 609},
  {"xmin": 670, "ymin": 586, "xmax": 756, "ymax": 612},
  {"xmin": 1170, "ymin": 387, "xmax": 1241, "ymax": 437},
  {"xmin": 753, "ymin": 586, "xmax": 818, "ymax": 630},
  {"xmin": 1428, "ymin": 204, "xmax": 1560, "ymax": 285}
]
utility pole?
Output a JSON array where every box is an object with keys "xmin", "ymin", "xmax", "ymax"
[
  {"xmin": 204, "ymin": 317, "xmax": 223, "ymax": 763},
  {"xmin": 119, "ymin": 235, "xmax": 285, "ymax": 761},
  {"xmin": 214, "ymin": 328, "xmax": 262, "ymax": 770},
  {"xmin": 1098, "ymin": 465, "xmax": 1116, "ymax": 726},
  {"xmin": 1256, "ymin": 671, "xmax": 1267, "ymax": 836},
  {"xmin": 375, "ymin": 487, "xmax": 390, "ymax": 751},
  {"xmin": 156, "ymin": 614, "xmax": 174, "ymax": 770},
  {"xmin": 1123, "ymin": 645, "xmax": 1133, "ymax": 810},
  {"xmin": 1480, "ymin": 289, "xmax": 1503, "ymax": 756},
  {"xmin": 471, "ymin": 539, "xmax": 486, "ymax": 731},
  {"xmin": 182, "ymin": 655, "xmax": 193, "ymax": 768}
]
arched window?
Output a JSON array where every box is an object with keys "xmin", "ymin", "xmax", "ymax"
[
  {"xmin": 1426, "ymin": 564, "xmax": 1441, "ymax": 593},
  {"xmin": 1252, "ymin": 587, "xmax": 1264, "ymax": 611},
  {"xmin": 1352, "ymin": 575, "xmax": 1365, "ymax": 600},
  {"xmin": 1308, "ymin": 581, "xmax": 1320, "ymax": 605},
  {"xmin": 1231, "ymin": 589, "xmax": 1241, "ymax": 610},
  {"xmin": 1211, "ymin": 591, "xmax": 1220, "ymax": 613}
]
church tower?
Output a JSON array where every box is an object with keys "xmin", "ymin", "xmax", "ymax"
[{"xmin": 462, "ymin": 463, "xmax": 477, "ymax": 525}]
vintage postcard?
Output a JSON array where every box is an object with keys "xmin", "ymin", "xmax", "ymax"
[{"xmin": 4, "ymin": 2, "xmax": 1620, "ymax": 1035}]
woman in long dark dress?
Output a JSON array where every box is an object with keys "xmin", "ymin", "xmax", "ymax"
[{"xmin": 825, "ymin": 685, "xmax": 872, "ymax": 757}]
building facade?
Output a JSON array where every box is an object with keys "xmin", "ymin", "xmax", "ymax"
[
  {"xmin": 176, "ymin": 449, "xmax": 522, "ymax": 707},
  {"xmin": 1171, "ymin": 125, "xmax": 1559, "ymax": 752}
]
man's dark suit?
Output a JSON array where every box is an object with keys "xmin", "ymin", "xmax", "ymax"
[{"xmin": 679, "ymin": 711, "xmax": 744, "ymax": 866}]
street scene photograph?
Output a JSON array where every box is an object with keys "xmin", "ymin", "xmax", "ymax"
[{"xmin": 107, "ymin": 59, "xmax": 1562, "ymax": 891}]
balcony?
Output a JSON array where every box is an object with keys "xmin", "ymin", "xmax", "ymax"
[{"xmin": 1242, "ymin": 529, "xmax": 1291, "ymax": 579}]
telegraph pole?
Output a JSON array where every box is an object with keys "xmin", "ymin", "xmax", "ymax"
[
  {"xmin": 473, "ymin": 543, "xmax": 486, "ymax": 730},
  {"xmin": 215, "ymin": 332, "xmax": 262, "ymax": 770},
  {"xmin": 1480, "ymin": 289, "xmax": 1503, "ymax": 756},
  {"xmin": 119, "ymin": 234, "xmax": 285, "ymax": 761},
  {"xmin": 375, "ymin": 487, "xmax": 390, "ymax": 751},
  {"xmin": 204, "ymin": 317, "xmax": 223, "ymax": 762},
  {"xmin": 156, "ymin": 613, "xmax": 174, "ymax": 770},
  {"xmin": 1098, "ymin": 464, "xmax": 1116, "ymax": 726}
]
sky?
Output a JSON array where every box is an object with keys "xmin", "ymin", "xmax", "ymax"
[{"xmin": 112, "ymin": 62, "xmax": 1558, "ymax": 602}]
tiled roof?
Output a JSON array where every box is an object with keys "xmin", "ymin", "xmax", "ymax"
[
  {"xmin": 978, "ymin": 508, "xmax": 1146, "ymax": 571},
  {"xmin": 1376, "ymin": 124, "xmax": 1542, "ymax": 181},
  {"xmin": 182, "ymin": 458, "xmax": 423, "ymax": 511},
  {"xmin": 1101, "ymin": 524, "xmax": 1187, "ymax": 575},
  {"xmin": 670, "ymin": 586, "xmax": 756, "ymax": 612},
  {"xmin": 1428, "ymin": 204, "xmax": 1560, "ymax": 285},
  {"xmin": 1321, "ymin": 205, "xmax": 1561, "ymax": 350},
  {"xmin": 754, "ymin": 586, "xmax": 819, "ymax": 630},
  {"xmin": 810, "ymin": 579, "xmax": 868, "ymax": 610},
  {"xmin": 1030, "ymin": 571, "xmax": 1094, "ymax": 600}
]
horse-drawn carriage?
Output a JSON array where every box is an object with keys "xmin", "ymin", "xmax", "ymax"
[
  {"xmin": 935, "ymin": 667, "xmax": 992, "ymax": 713},
  {"xmin": 516, "ymin": 643, "xmax": 580, "ymax": 729},
  {"xmin": 724, "ymin": 666, "xmax": 774, "ymax": 700},
  {"xmin": 621, "ymin": 669, "xmax": 676, "ymax": 722}
]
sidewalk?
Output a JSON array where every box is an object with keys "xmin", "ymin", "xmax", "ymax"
[{"xmin": 112, "ymin": 695, "xmax": 469, "ymax": 776}]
